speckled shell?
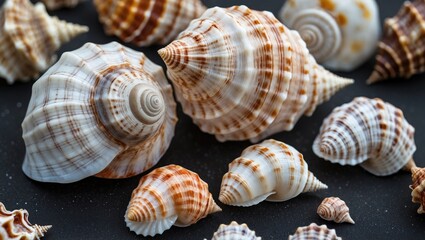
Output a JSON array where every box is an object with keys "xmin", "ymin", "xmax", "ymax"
[
  {"xmin": 313, "ymin": 97, "xmax": 416, "ymax": 176},
  {"xmin": 210, "ymin": 221, "xmax": 261, "ymax": 240},
  {"xmin": 280, "ymin": 0, "xmax": 380, "ymax": 71},
  {"xmin": 219, "ymin": 139, "xmax": 327, "ymax": 207},
  {"xmin": 41, "ymin": 0, "xmax": 83, "ymax": 10},
  {"xmin": 159, "ymin": 5, "xmax": 353, "ymax": 143},
  {"xmin": 0, "ymin": 202, "xmax": 51, "ymax": 240},
  {"xmin": 125, "ymin": 164, "xmax": 221, "ymax": 237},
  {"xmin": 94, "ymin": 0, "xmax": 206, "ymax": 47},
  {"xmin": 410, "ymin": 167, "xmax": 425, "ymax": 214},
  {"xmin": 21, "ymin": 42, "xmax": 178, "ymax": 183},
  {"xmin": 368, "ymin": 0, "xmax": 425, "ymax": 84},
  {"xmin": 317, "ymin": 197, "xmax": 354, "ymax": 224},
  {"xmin": 0, "ymin": 0, "xmax": 88, "ymax": 84},
  {"xmin": 288, "ymin": 223, "xmax": 341, "ymax": 240}
]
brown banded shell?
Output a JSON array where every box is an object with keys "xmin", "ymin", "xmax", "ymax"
[
  {"xmin": 317, "ymin": 197, "xmax": 355, "ymax": 224},
  {"xmin": 0, "ymin": 202, "xmax": 51, "ymax": 240},
  {"xmin": 40, "ymin": 0, "xmax": 83, "ymax": 10},
  {"xmin": 210, "ymin": 221, "xmax": 261, "ymax": 240},
  {"xmin": 368, "ymin": 0, "xmax": 425, "ymax": 84},
  {"xmin": 410, "ymin": 167, "xmax": 425, "ymax": 214},
  {"xmin": 94, "ymin": 0, "xmax": 206, "ymax": 47},
  {"xmin": 288, "ymin": 223, "xmax": 341, "ymax": 240},
  {"xmin": 125, "ymin": 164, "xmax": 221, "ymax": 237}
]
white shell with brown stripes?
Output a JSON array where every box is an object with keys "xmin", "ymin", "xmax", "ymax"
[
  {"xmin": 288, "ymin": 223, "xmax": 341, "ymax": 240},
  {"xmin": 317, "ymin": 197, "xmax": 355, "ymax": 224},
  {"xmin": 210, "ymin": 221, "xmax": 261, "ymax": 240}
]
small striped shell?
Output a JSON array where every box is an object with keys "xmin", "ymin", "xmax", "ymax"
[
  {"xmin": 368, "ymin": 0, "xmax": 425, "ymax": 84},
  {"xmin": 410, "ymin": 167, "xmax": 425, "ymax": 214},
  {"xmin": 313, "ymin": 97, "xmax": 416, "ymax": 176},
  {"xmin": 159, "ymin": 5, "xmax": 353, "ymax": 143},
  {"xmin": 219, "ymin": 139, "xmax": 328, "ymax": 207},
  {"xmin": 0, "ymin": 202, "xmax": 51, "ymax": 240},
  {"xmin": 288, "ymin": 223, "xmax": 341, "ymax": 240},
  {"xmin": 210, "ymin": 221, "xmax": 261, "ymax": 240},
  {"xmin": 280, "ymin": 0, "xmax": 380, "ymax": 71},
  {"xmin": 40, "ymin": 0, "xmax": 84, "ymax": 10},
  {"xmin": 22, "ymin": 42, "xmax": 177, "ymax": 183},
  {"xmin": 125, "ymin": 164, "xmax": 221, "ymax": 237},
  {"xmin": 317, "ymin": 197, "xmax": 354, "ymax": 224},
  {"xmin": 94, "ymin": 0, "xmax": 206, "ymax": 47},
  {"xmin": 0, "ymin": 0, "xmax": 88, "ymax": 84}
]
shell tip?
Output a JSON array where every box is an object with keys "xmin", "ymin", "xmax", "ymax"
[
  {"xmin": 211, "ymin": 203, "xmax": 222, "ymax": 213},
  {"xmin": 403, "ymin": 158, "xmax": 417, "ymax": 172},
  {"xmin": 346, "ymin": 216, "xmax": 355, "ymax": 224},
  {"xmin": 127, "ymin": 209, "xmax": 139, "ymax": 222},
  {"xmin": 34, "ymin": 224, "xmax": 52, "ymax": 237},
  {"xmin": 366, "ymin": 71, "xmax": 383, "ymax": 85}
]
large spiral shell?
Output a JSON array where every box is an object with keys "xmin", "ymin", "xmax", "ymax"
[
  {"xmin": 210, "ymin": 221, "xmax": 261, "ymax": 240},
  {"xmin": 410, "ymin": 167, "xmax": 425, "ymax": 214},
  {"xmin": 125, "ymin": 164, "xmax": 221, "ymax": 237},
  {"xmin": 21, "ymin": 42, "xmax": 177, "ymax": 183},
  {"xmin": 288, "ymin": 223, "xmax": 341, "ymax": 240},
  {"xmin": 317, "ymin": 197, "xmax": 355, "ymax": 224},
  {"xmin": 313, "ymin": 97, "xmax": 416, "ymax": 176}
]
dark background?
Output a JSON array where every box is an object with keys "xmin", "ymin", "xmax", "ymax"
[{"xmin": 1, "ymin": 0, "xmax": 424, "ymax": 239}]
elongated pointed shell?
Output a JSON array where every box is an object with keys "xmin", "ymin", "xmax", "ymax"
[
  {"xmin": 41, "ymin": 0, "xmax": 83, "ymax": 10},
  {"xmin": 280, "ymin": 0, "xmax": 380, "ymax": 71},
  {"xmin": 219, "ymin": 139, "xmax": 327, "ymax": 207},
  {"xmin": 159, "ymin": 5, "xmax": 353, "ymax": 143},
  {"xmin": 211, "ymin": 221, "xmax": 261, "ymax": 240},
  {"xmin": 317, "ymin": 197, "xmax": 354, "ymax": 224},
  {"xmin": 288, "ymin": 223, "xmax": 341, "ymax": 240},
  {"xmin": 94, "ymin": 0, "xmax": 206, "ymax": 47},
  {"xmin": 410, "ymin": 167, "xmax": 425, "ymax": 214},
  {"xmin": 0, "ymin": 0, "xmax": 88, "ymax": 84},
  {"xmin": 368, "ymin": 0, "xmax": 425, "ymax": 84},
  {"xmin": 125, "ymin": 164, "xmax": 221, "ymax": 237},
  {"xmin": 0, "ymin": 202, "xmax": 51, "ymax": 240},
  {"xmin": 21, "ymin": 42, "xmax": 177, "ymax": 183}
]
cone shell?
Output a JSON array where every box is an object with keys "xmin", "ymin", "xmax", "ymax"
[
  {"xmin": 0, "ymin": 202, "xmax": 51, "ymax": 240},
  {"xmin": 94, "ymin": 0, "xmax": 206, "ymax": 47},
  {"xmin": 410, "ymin": 167, "xmax": 425, "ymax": 214},
  {"xmin": 219, "ymin": 139, "xmax": 327, "ymax": 207},
  {"xmin": 159, "ymin": 5, "xmax": 353, "ymax": 143},
  {"xmin": 368, "ymin": 0, "xmax": 425, "ymax": 84},
  {"xmin": 317, "ymin": 197, "xmax": 354, "ymax": 224},
  {"xmin": 313, "ymin": 97, "xmax": 416, "ymax": 176},
  {"xmin": 288, "ymin": 223, "xmax": 341, "ymax": 240},
  {"xmin": 125, "ymin": 164, "xmax": 221, "ymax": 237},
  {"xmin": 41, "ymin": 0, "xmax": 83, "ymax": 10},
  {"xmin": 21, "ymin": 42, "xmax": 178, "ymax": 183},
  {"xmin": 280, "ymin": 0, "xmax": 380, "ymax": 71},
  {"xmin": 210, "ymin": 221, "xmax": 261, "ymax": 240},
  {"xmin": 0, "ymin": 0, "xmax": 88, "ymax": 84}
]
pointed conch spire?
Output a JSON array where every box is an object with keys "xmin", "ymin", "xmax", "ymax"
[
  {"xmin": 50, "ymin": 17, "xmax": 89, "ymax": 44},
  {"xmin": 302, "ymin": 171, "xmax": 328, "ymax": 193},
  {"xmin": 34, "ymin": 224, "xmax": 52, "ymax": 238}
]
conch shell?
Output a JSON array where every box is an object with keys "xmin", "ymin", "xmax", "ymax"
[
  {"xmin": 313, "ymin": 97, "xmax": 416, "ymax": 176},
  {"xmin": 368, "ymin": 0, "xmax": 425, "ymax": 84},
  {"xmin": 125, "ymin": 164, "xmax": 221, "ymax": 237},
  {"xmin": 40, "ymin": 0, "xmax": 84, "ymax": 10},
  {"xmin": 0, "ymin": 0, "xmax": 88, "ymax": 84},
  {"xmin": 21, "ymin": 42, "xmax": 177, "ymax": 183},
  {"xmin": 219, "ymin": 139, "xmax": 328, "ymax": 207},
  {"xmin": 410, "ymin": 167, "xmax": 425, "ymax": 214},
  {"xmin": 210, "ymin": 221, "xmax": 261, "ymax": 240},
  {"xmin": 0, "ymin": 202, "xmax": 51, "ymax": 240},
  {"xmin": 288, "ymin": 223, "xmax": 341, "ymax": 240},
  {"xmin": 159, "ymin": 5, "xmax": 353, "ymax": 143},
  {"xmin": 280, "ymin": 0, "xmax": 380, "ymax": 71},
  {"xmin": 94, "ymin": 0, "xmax": 206, "ymax": 47},
  {"xmin": 317, "ymin": 197, "xmax": 354, "ymax": 224}
]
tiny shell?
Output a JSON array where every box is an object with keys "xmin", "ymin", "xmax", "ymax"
[
  {"xmin": 0, "ymin": 202, "xmax": 51, "ymax": 240},
  {"xmin": 410, "ymin": 167, "xmax": 425, "ymax": 214},
  {"xmin": 125, "ymin": 164, "xmax": 221, "ymax": 237},
  {"xmin": 317, "ymin": 197, "xmax": 354, "ymax": 224},
  {"xmin": 40, "ymin": 0, "xmax": 83, "ymax": 10},
  {"xmin": 219, "ymin": 139, "xmax": 327, "ymax": 207},
  {"xmin": 313, "ymin": 97, "xmax": 416, "ymax": 176},
  {"xmin": 288, "ymin": 223, "xmax": 341, "ymax": 240},
  {"xmin": 210, "ymin": 221, "xmax": 261, "ymax": 240}
]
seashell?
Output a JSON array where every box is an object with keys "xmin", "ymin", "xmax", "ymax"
[
  {"xmin": 219, "ymin": 139, "xmax": 328, "ymax": 207},
  {"xmin": 288, "ymin": 223, "xmax": 341, "ymax": 240},
  {"xmin": 210, "ymin": 221, "xmax": 261, "ymax": 240},
  {"xmin": 410, "ymin": 167, "xmax": 425, "ymax": 214},
  {"xmin": 40, "ymin": 0, "xmax": 84, "ymax": 10},
  {"xmin": 313, "ymin": 97, "xmax": 416, "ymax": 176},
  {"xmin": 0, "ymin": 0, "xmax": 88, "ymax": 84},
  {"xmin": 94, "ymin": 0, "xmax": 206, "ymax": 47},
  {"xmin": 280, "ymin": 0, "xmax": 380, "ymax": 71},
  {"xmin": 125, "ymin": 164, "xmax": 221, "ymax": 237},
  {"xmin": 367, "ymin": 0, "xmax": 425, "ymax": 84},
  {"xmin": 0, "ymin": 202, "xmax": 51, "ymax": 240},
  {"xmin": 159, "ymin": 5, "xmax": 353, "ymax": 143},
  {"xmin": 317, "ymin": 197, "xmax": 354, "ymax": 224},
  {"xmin": 21, "ymin": 42, "xmax": 178, "ymax": 183}
]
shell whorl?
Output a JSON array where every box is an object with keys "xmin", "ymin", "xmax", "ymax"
[
  {"xmin": 211, "ymin": 221, "xmax": 261, "ymax": 240},
  {"xmin": 411, "ymin": 167, "xmax": 425, "ymax": 214},
  {"xmin": 288, "ymin": 223, "xmax": 341, "ymax": 240},
  {"xmin": 317, "ymin": 197, "xmax": 355, "ymax": 224}
]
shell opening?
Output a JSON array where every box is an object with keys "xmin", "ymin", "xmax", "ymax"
[{"xmin": 130, "ymin": 84, "xmax": 165, "ymax": 125}]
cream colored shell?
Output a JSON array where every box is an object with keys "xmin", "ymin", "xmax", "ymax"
[
  {"xmin": 0, "ymin": 0, "xmax": 88, "ymax": 84},
  {"xmin": 41, "ymin": 0, "xmax": 83, "ymax": 10},
  {"xmin": 280, "ymin": 0, "xmax": 380, "ymax": 71},
  {"xmin": 219, "ymin": 139, "xmax": 327, "ymax": 207},
  {"xmin": 288, "ymin": 223, "xmax": 341, "ymax": 240},
  {"xmin": 22, "ymin": 42, "xmax": 177, "ymax": 183},
  {"xmin": 125, "ymin": 164, "xmax": 221, "ymax": 237},
  {"xmin": 160, "ymin": 5, "xmax": 353, "ymax": 143},
  {"xmin": 410, "ymin": 167, "xmax": 425, "ymax": 214},
  {"xmin": 317, "ymin": 197, "xmax": 355, "ymax": 224},
  {"xmin": 210, "ymin": 221, "xmax": 261, "ymax": 240}
]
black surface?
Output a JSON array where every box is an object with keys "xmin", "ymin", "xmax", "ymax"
[{"xmin": 0, "ymin": 0, "xmax": 424, "ymax": 239}]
